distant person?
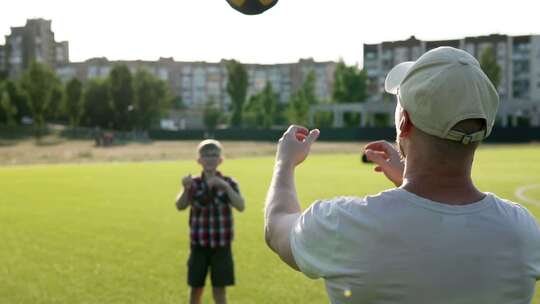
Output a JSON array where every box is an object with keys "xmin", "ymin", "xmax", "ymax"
[
  {"xmin": 93, "ymin": 126, "xmax": 103, "ymax": 147},
  {"xmin": 175, "ymin": 139, "xmax": 245, "ymax": 304},
  {"xmin": 264, "ymin": 47, "xmax": 540, "ymax": 303}
]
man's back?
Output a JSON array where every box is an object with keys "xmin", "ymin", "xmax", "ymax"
[
  {"xmin": 290, "ymin": 189, "xmax": 540, "ymax": 304},
  {"xmin": 265, "ymin": 49, "xmax": 539, "ymax": 304}
]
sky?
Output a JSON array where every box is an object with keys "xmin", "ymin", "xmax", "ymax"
[{"xmin": 1, "ymin": 0, "xmax": 540, "ymax": 66}]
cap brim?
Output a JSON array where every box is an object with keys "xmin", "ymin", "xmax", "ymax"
[{"xmin": 384, "ymin": 61, "xmax": 415, "ymax": 94}]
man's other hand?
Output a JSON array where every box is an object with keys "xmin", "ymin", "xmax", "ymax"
[{"xmin": 364, "ymin": 141, "xmax": 404, "ymax": 187}]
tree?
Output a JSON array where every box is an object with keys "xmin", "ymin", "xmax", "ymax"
[
  {"xmin": 244, "ymin": 95, "xmax": 263, "ymax": 128},
  {"xmin": 260, "ymin": 82, "xmax": 278, "ymax": 128},
  {"xmin": 4, "ymin": 80, "xmax": 29, "ymax": 125},
  {"xmin": 332, "ymin": 60, "xmax": 369, "ymax": 127},
  {"xmin": 109, "ymin": 65, "xmax": 134, "ymax": 130},
  {"xmin": 287, "ymin": 71, "xmax": 317, "ymax": 126},
  {"xmin": 480, "ymin": 46, "xmax": 501, "ymax": 90},
  {"xmin": 287, "ymin": 90, "xmax": 310, "ymax": 126},
  {"xmin": 302, "ymin": 71, "xmax": 318, "ymax": 105},
  {"xmin": 244, "ymin": 81, "xmax": 278, "ymax": 128},
  {"xmin": 226, "ymin": 60, "xmax": 248, "ymax": 127},
  {"xmin": 133, "ymin": 69, "xmax": 170, "ymax": 130},
  {"xmin": 19, "ymin": 61, "xmax": 61, "ymax": 138},
  {"xmin": 63, "ymin": 78, "xmax": 84, "ymax": 128},
  {"xmin": 0, "ymin": 81, "xmax": 6, "ymax": 124},
  {"xmin": 46, "ymin": 86, "xmax": 63, "ymax": 122},
  {"xmin": 171, "ymin": 95, "xmax": 185, "ymax": 110},
  {"xmin": 0, "ymin": 87, "xmax": 17, "ymax": 126},
  {"xmin": 203, "ymin": 97, "xmax": 222, "ymax": 131},
  {"xmin": 82, "ymin": 78, "xmax": 113, "ymax": 129},
  {"xmin": 332, "ymin": 60, "xmax": 368, "ymax": 103}
]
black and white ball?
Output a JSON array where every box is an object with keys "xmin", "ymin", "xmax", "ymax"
[{"xmin": 226, "ymin": 0, "xmax": 278, "ymax": 15}]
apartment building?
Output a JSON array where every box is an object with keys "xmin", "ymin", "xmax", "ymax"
[
  {"xmin": 364, "ymin": 34, "xmax": 540, "ymax": 101},
  {"xmin": 2, "ymin": 18, "xmax": 336, "ymax": 113},
  {"xmin": 1, "ymin": 19, "xmax": 69, "ymax": 79},
  {"xmin": 57, "ymin": 57, "xmax": 336, "ymax": 111},
  {"xmin": 364, "ymin": 34, "xmax": 540, "ymax": 126}
]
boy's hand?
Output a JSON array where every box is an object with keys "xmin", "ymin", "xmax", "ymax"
[
  {"xmin": 276, "ymin": 125, "xmax": 319, "ymax": 168},
  {"xmin": 206, "ymin": 176, "xmax": 229, "ymax": 190},
  {"xmin": 364, "ymin": 140, "xmax": 404, "ymax": 187},
  {"xmin": 182, "ymin": 174, "xmax": 193, "ymax": 190}
]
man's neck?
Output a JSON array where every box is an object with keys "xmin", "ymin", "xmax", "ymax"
[{"xmin": 402, "ymin": 158, "xmax": 484, "ymax": 205}]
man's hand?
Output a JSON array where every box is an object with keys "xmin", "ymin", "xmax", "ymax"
[
  {"xmin": 182, "ymin": 174, "xmax": 193, "ymax": 190},
  {"xmin": 364, "ymin": 140, "xmax": 404, "ymax": 187},
  {"xmin": 276, "ymin": 125, "xmax": 320, "ymax": 168}
]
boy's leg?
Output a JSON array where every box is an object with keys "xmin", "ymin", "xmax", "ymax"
[
  {"xmin": 190, "ymin": 287, "xmax": 204, "ymax": 304},
  {"xmin": 187, "ymin": 246, "xmax": 210, "ymax": 304},
  {"xmin": 212, "ymin": 287, "xmax": 226, "ymax": 304},
  {"xmin": 210, "ymin": 245, "xmax": 235, "ymax": 304}
]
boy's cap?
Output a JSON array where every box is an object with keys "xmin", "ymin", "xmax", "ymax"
[
  {"xmin": 197, "ymin": 139, "xmax": 222, "ymax": 153},
  {"xmin": 384, "ymin": 46, "xmax": 500, "ymax": 144}
]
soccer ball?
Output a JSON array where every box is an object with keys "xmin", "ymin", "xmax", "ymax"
[{"xmin": 226, "ymin": 0, "xmax": 278, "ymax": 15}]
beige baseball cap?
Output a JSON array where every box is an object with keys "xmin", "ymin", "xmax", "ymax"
[{"xmin": 385, "ymin": 46, "xmax": 500, "ymax": 144}]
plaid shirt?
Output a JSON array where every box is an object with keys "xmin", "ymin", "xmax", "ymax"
[{"xmin": 188, "ymin": 172, "xmax": 239, "ymax": 248}]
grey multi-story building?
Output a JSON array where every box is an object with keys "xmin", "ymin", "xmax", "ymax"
[
  {"xmin": 3, "ymin": 19, "xmax": 336, "ymax": 111},
  {"xmin": 2, "ymin": 19, "xmax": 338, "ymax": 128},
  {"xmin": 364, "ymin": 34, "xmax": 540, "ymax": 126},
  {"xmin": 364, "ymin": 34, "xmax": 540, "ymax": 101},
  {"xmin": 1, "ymin": 18, "xmax": 69, "ymax": 79},
  {"xmin": 57, "ymin": 57, "xmax": 337, "ymax": 111}
]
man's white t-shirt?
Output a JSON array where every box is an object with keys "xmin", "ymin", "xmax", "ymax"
[{"xmin": 290, "ymin": 188, "xmax": 540, "ymax": 304}]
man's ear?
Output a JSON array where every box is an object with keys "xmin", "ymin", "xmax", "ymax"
[
  {"xmin": 398, "ymin": 110, "xmax": 413, "ymax": 138},
  {"xmin": 197, "ymin": 157, "xmax": 202, "ymax": 165}
]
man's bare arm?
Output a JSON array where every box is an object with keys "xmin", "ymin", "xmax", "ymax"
[
  {"xmin": 265, "ymin": 162, "xmax": 302, "ymax": 270},
  {"xmin": 264, "ymin": 125, "xmax": 319, "ymax": 271}
]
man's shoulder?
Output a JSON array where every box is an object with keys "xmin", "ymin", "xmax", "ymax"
[
  {"xmin": 488, "ymin": 193, "xmax": 538, "ymax": 222},
  {"xmin": 305, "ymin": 190, "xmax": 399, "ymax": 217},
  {"xmin": 489, "ymin": 193, "xmax": 526, "ymax": 209},
  {"xmin": 312, "ymin": 188, "xmax": 399, "ymax": 205},
  {"xmin": 298, "ymin": 189, "xmax": 414, "ymax": 229}
]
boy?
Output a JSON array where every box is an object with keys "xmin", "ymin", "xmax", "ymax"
[{"xmin": 175, "ymin": 139, "xmax": 245, "ymax": 304}]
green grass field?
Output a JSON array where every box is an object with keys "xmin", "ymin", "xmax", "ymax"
[{"xmin": 1, "ymin": 145, "xmax": 540, "ymax": 303}]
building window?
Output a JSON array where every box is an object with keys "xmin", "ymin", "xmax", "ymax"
[{"xmin": 366, "ymin": 52, "xmax": 377, "ymax": 60}]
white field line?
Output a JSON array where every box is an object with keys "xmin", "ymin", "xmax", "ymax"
[{"xmin": 515, "ymin": 184, "xmax": 540, "ymax": 206}]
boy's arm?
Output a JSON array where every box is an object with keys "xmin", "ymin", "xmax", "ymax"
[
  {"xmin": 224, "ymin": 182, "xmax": 245, "ymax": 212},
  {"xmin": 175, "ymin": 174, "xmax": 193, "ymax": 211},
  {"xmin": 207, "ymin": 176, "xmax": 245, "ymax": 212},
  {"xmin": 175, "ymin": 188, "xmax": 191, "ymax": 210}
]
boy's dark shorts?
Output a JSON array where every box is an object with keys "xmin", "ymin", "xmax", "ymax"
[{"xmin": 187, "ymin": 245, "xmax": 235, "ymax": 287}]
